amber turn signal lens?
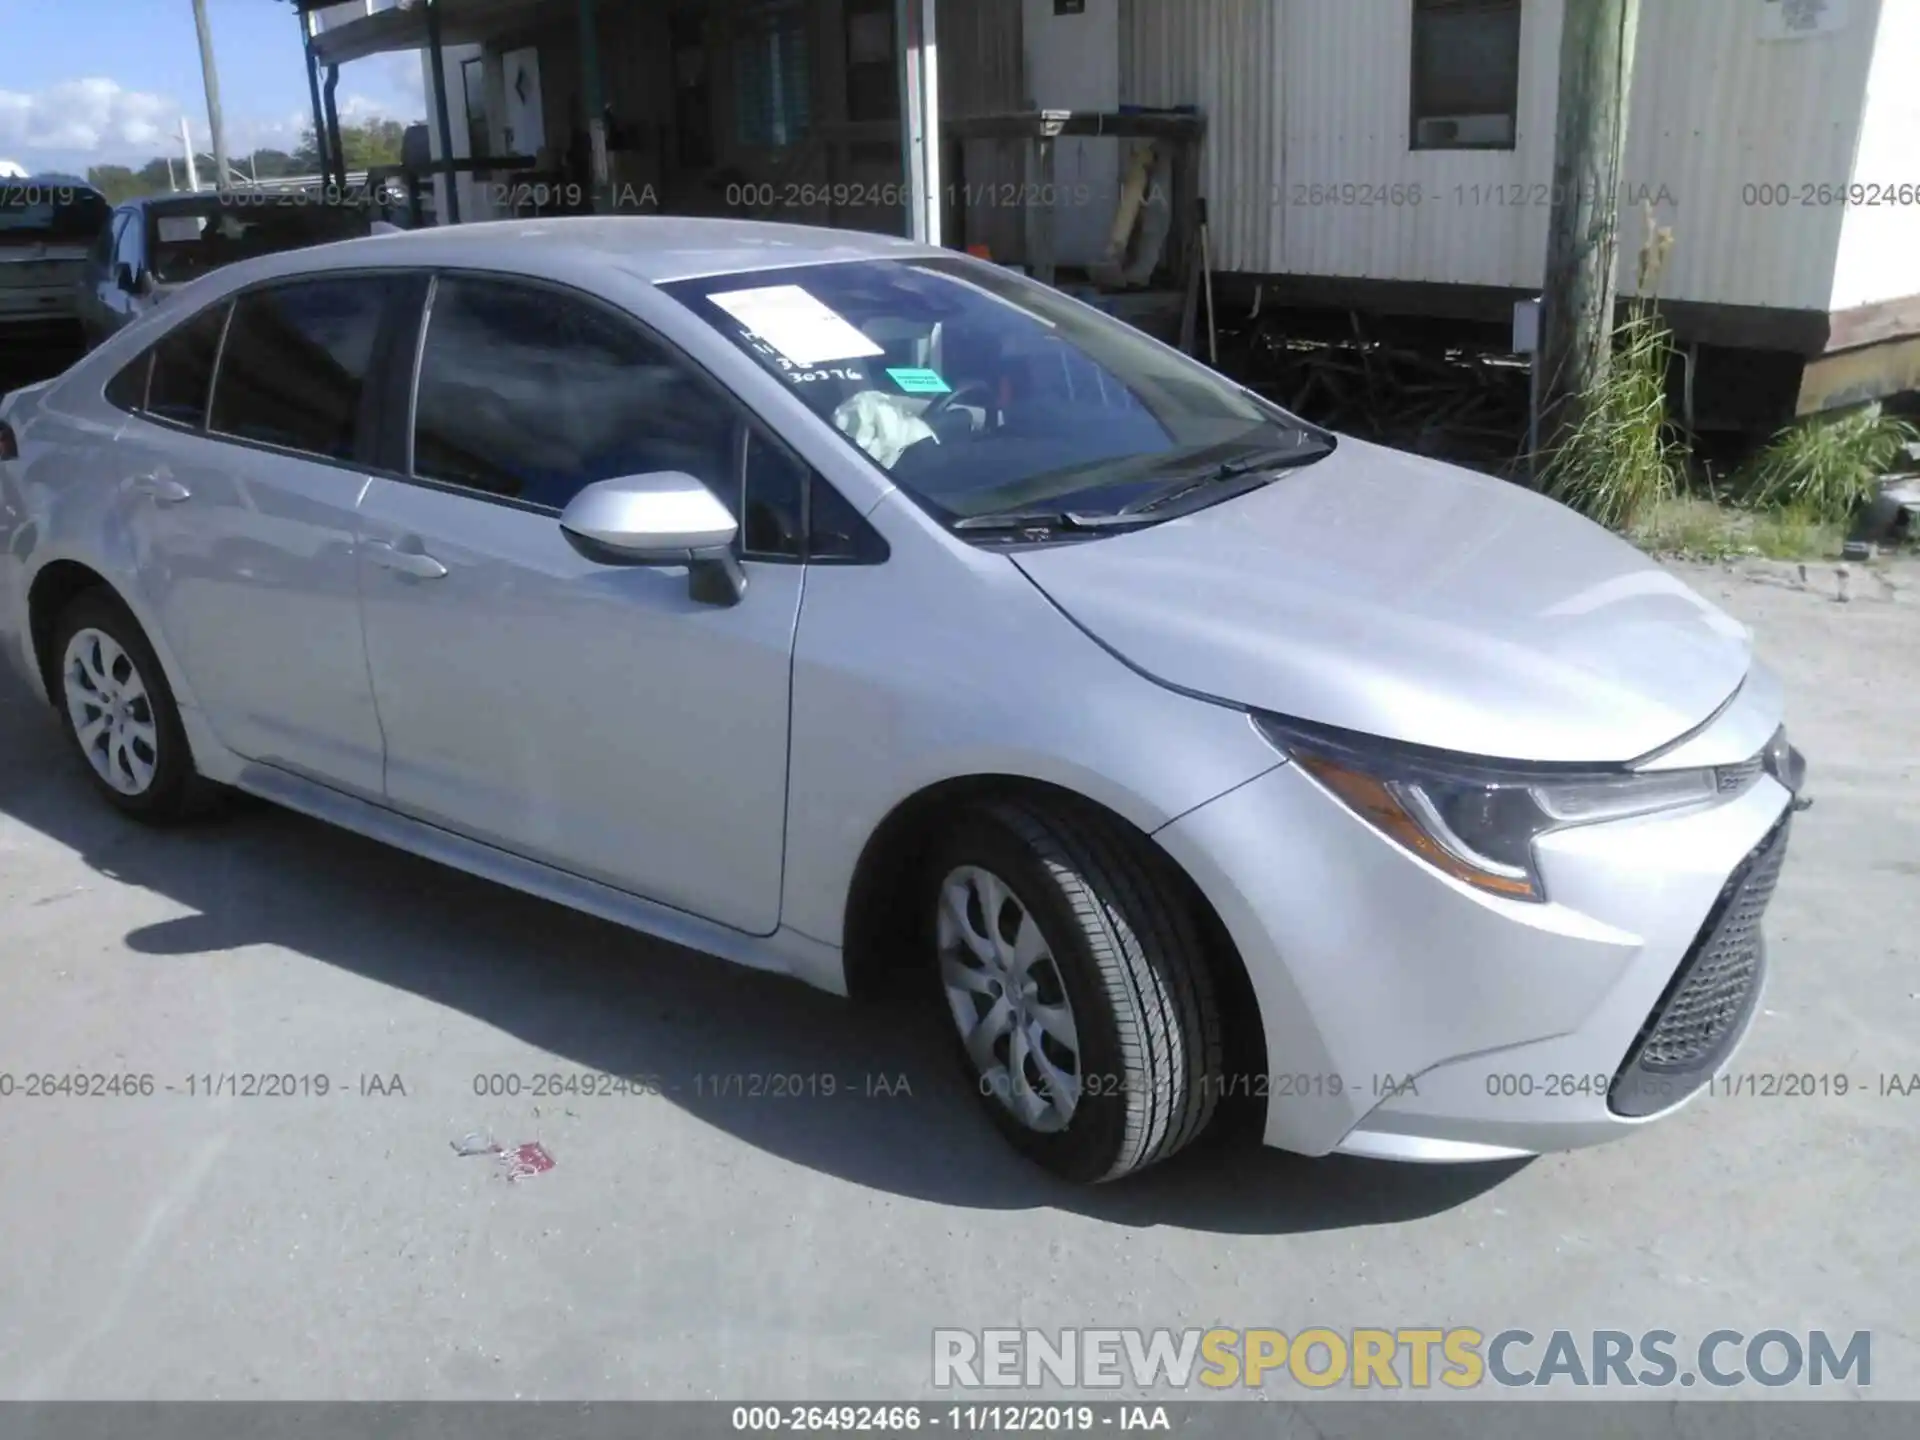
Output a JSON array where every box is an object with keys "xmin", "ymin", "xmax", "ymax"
[{"xmin": 1294, "ymin": 751, "xmax": 1541, "ymax": 900}]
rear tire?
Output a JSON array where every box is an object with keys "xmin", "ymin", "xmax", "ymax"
[
  {"xmin": 923, "ymin": 798, "xmax": 1223, "ymax": 1183},
  {"xmin": 50, "ymin": 590, "xmax": 220, "ymax": 824}
]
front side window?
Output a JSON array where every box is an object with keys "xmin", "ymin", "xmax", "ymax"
[
  {"xmin": 411, "ymin": 276, "xmax": 739, "ymax": 512},
  {"xmin": 145, "ymin": 300, "xmax": 231, "ymax": 429},
  {"xmin": 662, "ymin": 259, "xmax": 1324, "ymax": 526},
  {"xmin": 742, "ymin": 429, "xmax": 806, "ymax": 558},
  {"xmin": 89, "ymin": 213, "xmax": 123, "ymax": 271},
  {"xmin": 209, "ymin": 276, "xmax": 394, "ymax": 462},
  {"xmin": 113, "ymin": 211, "xmax": 143, "ymax": 274}
]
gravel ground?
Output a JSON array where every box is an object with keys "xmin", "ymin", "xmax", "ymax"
[{"xmin": 0, "ymin": 555, "xmax": 1913, "ymax": 1402}]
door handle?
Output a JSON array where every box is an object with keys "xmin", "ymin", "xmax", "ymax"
[
  {"xmin": 131, "ymin": 474, "xmax": 191, "ymax": 505},
  {"xmin": 362, "ymin": 539, "xmax": 449, "ymax": 580}
]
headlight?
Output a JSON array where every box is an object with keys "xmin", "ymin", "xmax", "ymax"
[{"xmin": 1254, "ymin": 715, "xmax": 1735, "ymax": 903}]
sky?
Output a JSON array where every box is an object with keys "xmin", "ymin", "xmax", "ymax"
[{"xmin": 0, "ymin": 0, "xmax": 428, "ymax": 177}]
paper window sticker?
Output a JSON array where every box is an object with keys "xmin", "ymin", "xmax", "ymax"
[
  {"xmin": 709, "ymin": 285, "xmax": 886, "ymax": 367},
  {"xmin": 156, "ymin": 216, "xmax": 207, "ymax": 244}
]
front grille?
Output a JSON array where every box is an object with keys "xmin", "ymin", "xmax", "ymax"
[{"xmin": 1609, "ymin": 817, "xmax": 1790, "ymax": 1118}]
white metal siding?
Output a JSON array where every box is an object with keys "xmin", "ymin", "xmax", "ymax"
[
  {"xmin": 1121, "ymin": 0, "xmax": 1890, "ymax": 310},
  {"xmin": 1830, "ymin": 0, "xmax": 1920, "ymax": 311},
  {"xmin": 1025, "ymin": 0, "xmax": 1123, "ymax": 266}
]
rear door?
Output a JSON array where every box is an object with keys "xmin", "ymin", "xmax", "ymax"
[
  {"xmin": 354, "ymin": 272, "xmax": 803, "ymax": 934},
  {"xmin": 110, "ymin": 275, "xmax": 402, "ymax": 797}
]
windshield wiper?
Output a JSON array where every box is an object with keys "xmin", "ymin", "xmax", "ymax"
[
  {"xmin": 951, "ymin": 509, "xmax": 1155, "ymax": 536},
  {"xmin": 1121, "ymin": 441, "xmax": 1333, "ymax": 516}
]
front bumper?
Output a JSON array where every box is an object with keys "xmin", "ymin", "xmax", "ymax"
[{"xmin": 1154, "ymin": 722, "xmax": 1795, "ymax": 1162}]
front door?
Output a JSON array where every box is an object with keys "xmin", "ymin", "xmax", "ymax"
[
  {"xmin": 118, "ymin": 276, "xmax": 396, "ymax": 796},
  {"xmin": 501, "ymin": 47, "xmax": 546, "ymax": 158},
  {"xmin": 355, "ymin": 274, "xmax": 801, "ymax": 935}
]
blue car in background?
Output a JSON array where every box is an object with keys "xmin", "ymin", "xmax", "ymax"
[{"xmin": 75, "ymin": 192, "xmax": 377, "ymax": 349}]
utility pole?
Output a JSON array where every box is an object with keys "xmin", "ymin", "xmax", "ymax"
[
  {"xmin": 191, "ymin": 0, "xmax": 232, "ymax": 189},
  {"xmin": 1534, "ymin": 0, "xmax": 1640, "ymax": 474}
]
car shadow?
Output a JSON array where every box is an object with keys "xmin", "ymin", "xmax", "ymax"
[{"xmin": 0, "ymin": 667, "xmax": 1522, "ymax": 1233}]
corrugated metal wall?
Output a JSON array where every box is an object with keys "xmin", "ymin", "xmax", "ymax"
[
  {"xmin": 1121, "ymin": 0, "xmax": 1887, "ymax": 310},
  {"xmin": 941, "ymin": 0, "xmax": 1030, "ymax": 260}
]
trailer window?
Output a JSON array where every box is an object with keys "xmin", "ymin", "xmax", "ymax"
[{"xmin": 1410, "ymin": 0, "xmax": 1522, "ymax": 151}]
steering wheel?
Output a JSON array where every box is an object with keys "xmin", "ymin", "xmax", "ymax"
[{"xmin": 921, "ymin": 378, "xmax": 994, "ymax": 423}]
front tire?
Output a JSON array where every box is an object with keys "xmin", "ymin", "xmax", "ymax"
[
  {"xmin": 51, "ymin": 590, "xmax": 218, "ymax": 823},
  {"xmin": 924, "ymin": 798, "xmax": 1223, "ymax": 1183}
]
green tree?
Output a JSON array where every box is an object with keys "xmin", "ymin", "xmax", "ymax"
[
  {"xmin": 245, "ymin": 148, "xmax": 297, "ymax": 179},
  {"xmin": 292, "ymin": 118, "xmax": 409, "ymax": 174},
  {"xmin": 86, "ymin": 164, "xmax": 142, "ymax": 203}
]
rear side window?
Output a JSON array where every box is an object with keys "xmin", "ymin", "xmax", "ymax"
[
  {"xmin": 411, "ymin": 276, "xmax": 738, "ymax": 511},
  {"xmin": 210, "ymin": 277, "xmax": 394, "ymax": 462},
  {"xmin": 146, "ymin": 301, "xmax": 230, "ymax": 429},
  {"xmin": 105, "ymin": 352, "xmax": 150, "ymax": 413}
]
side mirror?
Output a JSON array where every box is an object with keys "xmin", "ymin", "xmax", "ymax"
[{"xmin": 559, "ymin": 471, "xmax": 747, "ymax": 606}]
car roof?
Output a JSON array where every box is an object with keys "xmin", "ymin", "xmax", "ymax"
[
  {"xmin": 229, "ymin": 215, "xmax": 945, "ymax": 285},
  {"xmin": 129, "ymin": 192, "xmax": 369, "ymax": 214}
]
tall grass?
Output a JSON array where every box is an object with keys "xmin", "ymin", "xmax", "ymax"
[
  {"xmin": 1739, "ymin": 402, "xmax": 1918, "ymax": 525},
  {"xmin": 1537, "ymin": 206, "xmax": 1682, "ymax": 530}
]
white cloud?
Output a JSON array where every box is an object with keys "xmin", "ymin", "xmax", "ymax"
[
  {"xmin": 372, "ymin": 51, "xmax": 428, "ymax": 122},
  {"xmin": 0, "ymin": 78, "xmax": 179, "ymax": 163},
  {"xmin": 0, "ymin": 68, "xmax": 426, "ymax": 174}
]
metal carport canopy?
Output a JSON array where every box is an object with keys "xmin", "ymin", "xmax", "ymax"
[{"xmin": 286, "ymin": 0, "xmax": 943, "ymax": 244}]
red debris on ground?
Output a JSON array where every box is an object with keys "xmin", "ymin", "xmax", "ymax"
[
  {"xmin": 500, "ymin": 1142, "xmax": 555, "ymax": 1182},
  {"xmin": 451, "ymin": 1132, "xmax": 555, "ymax": 1181}
]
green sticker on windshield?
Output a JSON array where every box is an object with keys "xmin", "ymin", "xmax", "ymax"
[{"xmin": 886, "ymin": 367, "xmax": 952, "ymax": 395}]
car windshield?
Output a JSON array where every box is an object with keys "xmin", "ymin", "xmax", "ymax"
[
  {"xmin": 0, "ymin": 178, "xmax": 110, "ymax": 243},
  {"xmin": 147, "ymin": 205, "xmax": 374, "ymax": 284},
  {"xmin": 661, "ymin": 257, "xmax": 1325, "ymax": 522}
]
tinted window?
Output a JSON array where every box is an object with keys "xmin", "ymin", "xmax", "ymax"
[
  {"xmin": 412, "ymin": 277, "xmax": 738, "ymax": 511},
  {"xmin": 148, "ymin": 205, "xmax": 374, "ymax": 285},
  {"xmin": 146, "ymin": 301, "xmax": 230, "ymax": 428},
  {"xmin": 0, "ymin": 179, "xmax": 111, "ymax": 240},
  {"xmin": 1411, "ymin": 0, "xmax": 1522, "ymax": 150},
  {"xmin": 89, "ymin": 213, "xmax": 122, "ymax": 270},
  {"xmin": 113, "ymin": 211, "xmax": 143, "ymax": 271},
  {"xmin": 105, "ymin": 352, "xmax": 151, "ymax": 413},
  {"xmin": 209, "ymin": 278, "xmax": 393, "ymax": 461},
  {"xmin": 810, "ymin": 472, "xmax": 886, "ymax": 562},
  {"xmin": 742, "ymin": 430, "xmax": 805, "ymax": 559}
]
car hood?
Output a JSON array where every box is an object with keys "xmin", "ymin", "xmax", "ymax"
[{"xmin": 1011, "ymin": 437, "xmax": 1753, "ymax": 764}]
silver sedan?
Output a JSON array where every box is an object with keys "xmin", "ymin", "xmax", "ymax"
[{"xmin": 0, "ymin": 217, "xmax": 1807, "ymax": 1182}]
